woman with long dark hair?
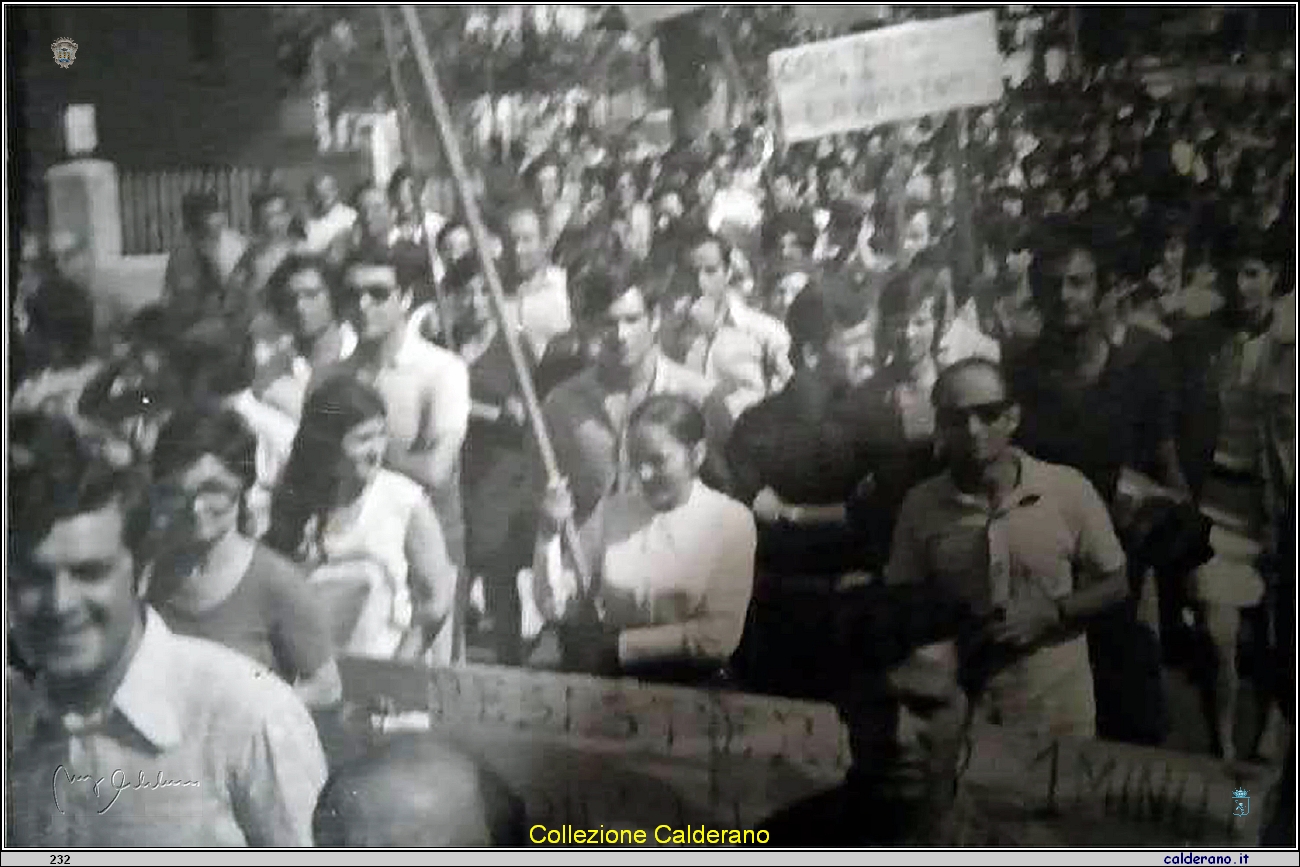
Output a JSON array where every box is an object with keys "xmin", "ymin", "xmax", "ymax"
[{"xmin": 268, "ymin": 376, "xmax": 456, "ymax": 663}]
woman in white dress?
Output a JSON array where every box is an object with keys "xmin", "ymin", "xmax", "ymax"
[
  {"xmin": 523, "ymin": 394, "xmax": 757, "ymax": 683},
  {"xmin": 267, "ymin": 376, "xmax": 457, "ymax": 663}
]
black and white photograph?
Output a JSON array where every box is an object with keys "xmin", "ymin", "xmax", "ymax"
[{"xmin": 4, "ymin": 3, "xmax": 1296, "ymax": 857}]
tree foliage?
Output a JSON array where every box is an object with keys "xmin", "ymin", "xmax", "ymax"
[{"xmin": 271, "ymin": 5, "xmax": 652, "ymax": 110}]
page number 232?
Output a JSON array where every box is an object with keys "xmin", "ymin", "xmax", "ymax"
[{"xmin": 51, "ymin": 856, "xmax": 72, "ymax": 865}]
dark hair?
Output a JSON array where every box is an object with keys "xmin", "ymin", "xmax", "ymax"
[
  {"xmin": 9, "ymin": 412, "xmax": 152, "ymax": 557},
  {"xmin": 151, "ymin": 405, "xmax": 259, "ymax": 493},
  {"xmin": 121, "ymin": 304, "xmax": 174, "ymax": 352},
  {"xmin": 26, "ymin": 276, "xmax": 96, "ymax": 365},
  {"xmin": 181, "ymin": 192, "xmax": 221, "ymax": 232},
  {"xmin": 442, "ymin": 255, "xmax": 483, "ymax": 297},
  {"xmin": 250, "ymin": 186, "xmax": 289, "ymax": 217},
  {"xmin": 785, "ymin": 283, "xmax": 866, "ymax": 361},
  {"xmin": 312, "ymin": 734, "xmax": 527, "ymax": 847},
  {"xmin": 352, "ymin": 181, "xmax": 384, "ymax": 208},
  {"xmin": 341, "ymin": 249, "xmax": 410, "ymax": 293},
  {"xmin": 1028, "ymin": 218, "xmax": 1110, "ymax": 309},
  {"xmin": 503, "ymin": 198, "xmax": 542, "ymax": 226},
  {"xmin": 386, "ymin": 166, "xmax": 420, "ymax": 204},
  {"xmin": 1231, "ymin": 230, "xmax": 1285, "ymax": 270},
  {"xmin": 931, "ymin": 356, "xmax": 1007, "ymax": 409},
  {"xmin": 628, "ymin": 394, "xmax": 706, "ymax": 450},
  {"xmin": 835, "ymin": 583, "xmax": 987, "ymax": 701},
  {"xmin": 267, "ymin": 376, "xmax": 387, "ymax": 557},
  {"xmin": 173, "ymin": 321, "xmax": 257, "ymax": 399},
  {"xmin": 685, "ymin": 227, "xmax": 732, "ymax": 264},
  {"xmin": 573, "ymin": 258, "xmax": 658, "ymax": 321},
  {"xmin": 523, "ymin": 153, "xmax": 562, "ymax": 188},
  {"xmin": 435, "ymin": 221, "xmax": 470, "ymax": 254},
  {"xmin": 266, "ymin": 253, "xmax": 345, "ymax": 325},
  {"xmin": 877, "ymin": 265, "xmax": 950, "ymax": 366}
]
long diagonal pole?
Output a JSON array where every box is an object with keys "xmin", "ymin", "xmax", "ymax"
[
  {"xmin": 395, "ymin": 7, "xmax": 594, "ymax": 602},
  {"xmin": 377, "ymin": 5, "xmax": 458, "ymax": 352}
]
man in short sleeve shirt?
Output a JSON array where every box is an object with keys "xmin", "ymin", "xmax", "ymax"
[{"xmin": 886, "ymin": 359, "xmax": 1129, "ymax": 738}]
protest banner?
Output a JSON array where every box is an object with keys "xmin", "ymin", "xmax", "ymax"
[
  {"xmin": 337, "ymin": 659, "xmax": 1280, "ymax": 842},
  {"xmin": 768, "ymin": 11, "xmax": 1005, "ymax": 142}
]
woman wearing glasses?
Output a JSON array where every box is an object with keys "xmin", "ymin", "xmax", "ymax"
[
  {"xmin": 147, "ymin": 406, "xmax": 342, "ymax": 709},
  {"xmin": 522, "ymin": 394, "xmax": 756, "ymax": 683},
  {"xmin": 267, "ymin": 376, "xmax": 456, "ymax": 663}
]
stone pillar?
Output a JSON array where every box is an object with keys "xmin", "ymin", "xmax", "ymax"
[{"xmin": 45, "ymin": 159, "xmax": 121, "ymax": 265}]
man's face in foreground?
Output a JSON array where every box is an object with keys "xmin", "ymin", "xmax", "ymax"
[
  {"xmin": 842, "ymin": 641, "xmax": 970, "ymax": 805},
  {"xmin": 10, "ymin": 503, "xmax": 142, "ymax": 687}
]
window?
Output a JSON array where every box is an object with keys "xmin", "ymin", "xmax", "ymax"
[{"xmin": 187, "ymin": 7, "xmax": 219, "ymax": 65}]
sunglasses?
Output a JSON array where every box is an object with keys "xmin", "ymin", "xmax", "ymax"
[
  {"xmin": 349, "ymin": 284, "xmax": 398, "ymax": 304},
  {"xmin": 152, "ymin": 482, "xmax": 241, "ymax": 516},
  {"xmin": 936, "ymin": 400, "xmax": 1013, "ymax": 429}
]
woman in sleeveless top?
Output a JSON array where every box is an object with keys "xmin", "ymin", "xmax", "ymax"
[{"xmin": 268, "ymin": 377, "xmax": 457, "ymax": 663}]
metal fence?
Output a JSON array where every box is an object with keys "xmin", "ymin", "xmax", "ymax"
[{"xmin": 119, "ymin": 166, "xmax": 269, "ymax": 255}]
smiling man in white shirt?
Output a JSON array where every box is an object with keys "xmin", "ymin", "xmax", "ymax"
[{"xmin": 8, "ymin": 414, "xmax": 327, "ymax": 847}]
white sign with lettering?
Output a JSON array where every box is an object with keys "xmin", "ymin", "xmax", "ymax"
[{"xmin": 768, "ymin": 11, "xmax": 1005, "ymax": 142}]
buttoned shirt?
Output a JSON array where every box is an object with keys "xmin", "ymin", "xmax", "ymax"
[
  {"xmin": 682, "ymin": 322, "xmax": 769, "ymax": 399},
  {"xmin": 538, "ymin": 353, "xmax": 731, "ymax": 523},
  {"xmin": 723, "ymin": 295, "xmax": 794, "ymax": 389},
  {"xmin": 527, "ymin": 480, "xmax": 756, "ymax": 666},
  {"xmin": 8, "ymin": 608, "xmax": 327, "ymax": 847},
  {"xmin": 506, "ymin": 266, "xmax": 572, "ymax": 360},
  {"xmin": 886, "ymin": 450, "xmax": 1126, "ymax": 737}
]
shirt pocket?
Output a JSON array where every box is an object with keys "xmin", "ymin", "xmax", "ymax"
[{"xmin": 1008, "ymin": 519, "xmax": 1077, "ymax": 599}]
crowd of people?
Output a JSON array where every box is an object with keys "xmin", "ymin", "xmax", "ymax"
[{"xmin": 9, "ymin": 61, "xmax": 1295, "ymax": 847}]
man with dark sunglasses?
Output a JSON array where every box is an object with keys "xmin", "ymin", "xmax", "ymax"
[
  {"xmin": 311, "ymin": 252, "xmax": 470, "ymax": 662},
  {"xmin": 885, "ymin": 358, "xmax": 1129, "ymax": 739}
]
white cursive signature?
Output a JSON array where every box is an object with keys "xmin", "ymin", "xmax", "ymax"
[{"xmin": 53, "ymin": 765, "xmax": 201, "ymax": 815}]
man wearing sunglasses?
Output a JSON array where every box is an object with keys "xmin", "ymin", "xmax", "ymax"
[
  {"xmin": 885, "ymin": 358, "xmax": 1129, "ymax": 739},
  {"xmin": 312, "ymin": 252, "xmax": 470, "ymax": 661}
]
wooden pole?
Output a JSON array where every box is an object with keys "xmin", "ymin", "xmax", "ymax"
[
  {"xmin": 397, "ymin": 6, "xmax": 593, "ymax": 597},
  {"xmin": 950, "ymin": 108, "xmax": 978, "ymax": 308},
  {"xmin": 377, "ymin": 5, "xmax": 458, "ymax": 352}
]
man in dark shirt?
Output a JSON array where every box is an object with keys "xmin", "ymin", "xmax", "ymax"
[
  {"xmin": 725, "ymin": 281, "xmax": 876, "ymax": 580},
  {"xmin": 1008, "ymin": 219, "xmax": 1189, "ymax": 505},
  {"xmin": 1006, "ymin": 219, "xmax": 1189, "ymax": 746},
  {"xmin": 724, "ymin": 282, "xmax": 876, "ymax": 700},
  {"xmin": 757, "ymin": 585, "xmax": 1001, "ymax": 846}
]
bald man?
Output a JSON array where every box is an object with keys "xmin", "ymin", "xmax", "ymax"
[{"xmin": 312, "ymin": 735, "xmax": 526, "ymax": 847}]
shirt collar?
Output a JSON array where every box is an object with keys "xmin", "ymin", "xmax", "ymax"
[
  {"xmin": 30, "ymin": 607, "xmax": 183, "ymax": 750},
  {"xmin": 111, "ymin": 607, "xmax": 184, "ymax": 749},
  {"xmin": 942, "ymin": 448, "xmax": 1048, "ymax": 511}
]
